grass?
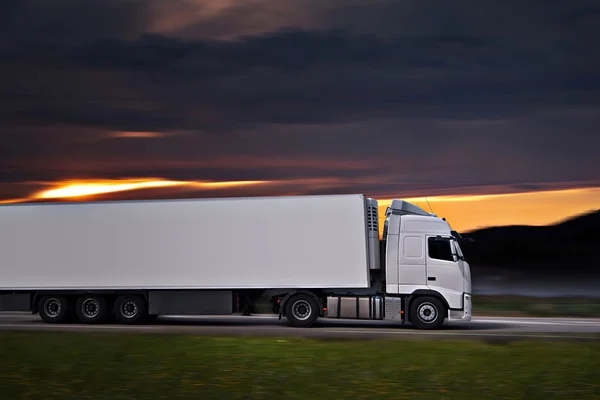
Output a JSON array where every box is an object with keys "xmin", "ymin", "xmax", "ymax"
[
  {"xmin": 473, "ymin": 295, "xmax": 600, "ymax": 318},
  {"xmin": 1, "ymin": 332, "xmax": 599, "ymax": 399}
]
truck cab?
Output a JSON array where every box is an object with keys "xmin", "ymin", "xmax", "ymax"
[
  {"xmin": 381, "ymin": 199, "xmax": 472, "ymax": 327},
  {"xmin": 320, "ymin": 197, "xmax": 471, "ymax": 329}
]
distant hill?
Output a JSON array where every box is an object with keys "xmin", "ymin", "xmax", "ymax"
[{"xmin": 460, "ymin": 209, "xmax": 600, "ymax": 274}]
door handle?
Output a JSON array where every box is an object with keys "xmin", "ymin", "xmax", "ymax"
[{"xmin": 428, "ymin": 277, "xmax": 436, "ymax": 281}]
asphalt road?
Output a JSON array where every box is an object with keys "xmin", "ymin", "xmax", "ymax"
[{"xmin": 1, "ymin": 312, "xmax": 599, "ymax": 341}]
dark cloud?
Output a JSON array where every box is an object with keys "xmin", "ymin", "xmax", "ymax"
[
  {"xmin": 3, "ymin": 27, "xmax": 597, "ymax": 129},
  {"xmin": 0, "ymin": 0, "xmax": 599, "ymax": 200},
  {"xmin": 0, "ymin": 0, "xmax": 151, "ymax": 46}
]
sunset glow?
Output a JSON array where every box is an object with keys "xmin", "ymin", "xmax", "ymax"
[
  {"xmin": 108, "ymin": 131, "xmax": 167, "ymax": 139},
  {"xmin": 0, "ymin": 179, "xmax": 597, "ymax": 233},
  {"xmin": 0, "ymin": 198, "xmax": 29, "ymax": 205},
  {"xmin": 31, "ymin": 179, "xmax": 268, "ymax": 200}
]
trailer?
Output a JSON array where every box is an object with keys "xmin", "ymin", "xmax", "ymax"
[{"xmin": 0, "ymin": 194, "xmax": 471, "ymax": 329}]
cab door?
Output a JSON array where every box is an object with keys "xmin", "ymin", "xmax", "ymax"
[{"xmin": 425, "ymin": 236, "xmax": 464, "ymax": 309}]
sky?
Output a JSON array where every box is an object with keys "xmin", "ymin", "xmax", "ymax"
[{"xmin": 1, "ymin": 0, "xmax": 599, "ymax": 232}]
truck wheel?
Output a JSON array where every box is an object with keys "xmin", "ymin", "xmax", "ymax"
[
  {"xmin": 409, "ymin": 296, "xmax": 446, "ymax": 330},
  {"xmin": 75, "ymin": 295, "xmax": 107, "ymax": 324},
  {"xmin": 38, "ymin": 295, "xmax": 70, "ymax": 323},
  {"xmin": 284, "ymin": 293, "xmax": 319, "ymax": 327},
  {"xmin": 114, "ymin": 295, "xmax": 147, "ymax": 324}
]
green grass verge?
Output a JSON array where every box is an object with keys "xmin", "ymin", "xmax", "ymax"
[
  {"xmin": 473, "ymin": 295, "xmax": 600, "ymax": 317},
  {"xmin": 1, "ymin": 332, "xmax": 599, "ymax": 399}
]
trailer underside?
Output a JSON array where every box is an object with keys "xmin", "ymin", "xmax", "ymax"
[{"xmin": 0, "ymin": 287, "xmax": 469, "ymax": 330}]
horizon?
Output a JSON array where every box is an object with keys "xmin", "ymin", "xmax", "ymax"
[{"xmin": 1, "ymin": 179, "xmax": 598, "ymax": 233}]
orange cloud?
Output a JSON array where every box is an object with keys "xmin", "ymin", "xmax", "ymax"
[
  {"xmin": 0, "ymin": 198, "xmax": 29, "ymax": 205},
  {"xmin": 3, "ymin": 178, "xmax": 268, "ymax": 203},
  {"xmin": 8, "ymin": 177, "xmax": 347, "ymax": 202},
  {"xmin": 106, "ymin": 131, "xmax": 190, "ymax": 139},
  {"xmin": 108, "ymin": 131, "xmax": 166, "ymax": 139}
]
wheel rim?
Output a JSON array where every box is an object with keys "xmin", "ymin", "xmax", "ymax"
[
  {"xmin": 292, "ymin": 300, "xmax": 312, "ymax": 321},
  {"xmin": 44, "ymin": 298, "xmax": 61, "ymax": 317},
  {"xmin": 417, "ymin": 302, "xmax": 438, "ymax": 323},
  {"xmin": 81, "ymin": 298, "xmax": 100, "ymax": 318},
  {"xmin": 120, "ymin": 300, "xmax": 138, "ymax": 319}
]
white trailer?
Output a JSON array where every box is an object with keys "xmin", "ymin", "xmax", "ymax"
[{"xmin": 0, "ymin": 194, "xmax": 472, "ymax": 329}]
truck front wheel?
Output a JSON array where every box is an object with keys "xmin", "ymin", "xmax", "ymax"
[
  {"xmin": 409, "ymin": 296, "xmax": 446, "ymax": 330},
  {"xmin": 284, "ymin": 293, "xmax": 319, "ymax": 327}
]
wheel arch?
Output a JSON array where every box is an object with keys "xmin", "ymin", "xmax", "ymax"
[{"xmin": 408, "ymin": 289, "xmax": 450, "ymax": 312}]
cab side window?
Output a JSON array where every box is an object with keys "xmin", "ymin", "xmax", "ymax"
[{"xmin": 428, "ymin": 237, "xmax": 454, "ymax": 262}]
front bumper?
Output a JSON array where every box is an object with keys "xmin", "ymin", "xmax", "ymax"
[{"xmin": 448, "ymin": 293, "xmax": 471, "ymax": 321}]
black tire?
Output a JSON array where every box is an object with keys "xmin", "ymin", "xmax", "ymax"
[
  {"xmin": 38, "ymin": 295, "xmax": 70, "ymax": 323},
  {"xmin": 75, "ymin": 295, "xmax": 107, "ymax": 324},
  {"xmin": 409, "ymin": 296, "xmax": 446, "ymax": 330},
  {"xmin": 284, "ymin": 293, "xmax": 319, "ymax": 327},
  {"xmin": 113, "ymin": 295, "xmax": 147, "ymax": 324}
]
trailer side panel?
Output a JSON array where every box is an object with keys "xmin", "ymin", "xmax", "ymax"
[{"xmin": 0, "ymin": 194, "xmax": 370, "ymax": 290}]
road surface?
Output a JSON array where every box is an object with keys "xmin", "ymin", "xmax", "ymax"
[{"xmin": 1, "ymin": 312, "xmax": 599, "ymax": 341}]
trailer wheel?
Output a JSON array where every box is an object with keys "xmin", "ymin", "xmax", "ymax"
[
  {"xmin": 114, "ymin": 295, "xmax": 147, "ymax": 324},
  {"xmin": 409, "ymin": 296, "xmax": 446, "ymax": 330},
  {"xmin": 75, "ymin": 295, "xmax": 107, "ymax": 324},
  {"xmin": 284, "ymin": 293, "xmax": 319, "ymax": 327},
  {"xmin": 38, "ymin": 295, "xmax": 70, "ymax": 323}
]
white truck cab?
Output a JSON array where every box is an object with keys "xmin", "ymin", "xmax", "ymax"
[
  {"xmin": 382, "ymin": 200, "xmax": 472, "ymax": 326},
  {"xmin": 322, "ymin": 198, "xmax": 472, "ymax": 329}
]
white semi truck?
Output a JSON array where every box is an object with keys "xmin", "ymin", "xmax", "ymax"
[{"xmin": 0, "ymin": 194, "xmax": 471, "ymax": 329}]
